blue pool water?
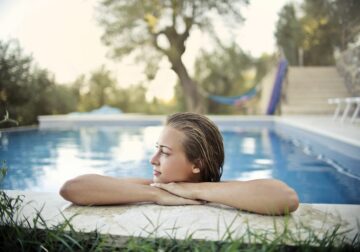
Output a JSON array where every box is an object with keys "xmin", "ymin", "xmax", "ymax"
[{"xmin": 0, "ymin": 125, "xmax": 359, "ymax": 204}]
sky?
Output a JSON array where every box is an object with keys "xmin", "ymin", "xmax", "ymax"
[{"xmin": 0, "ymin": 0, "xmax": 299, "ymax": 101}]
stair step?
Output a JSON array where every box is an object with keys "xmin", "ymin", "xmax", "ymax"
[
  {"xmin": 281, "ymin": 106, "xmax": 334, "ymax": 115},
  {"xmin": 287, "ymin": 83, "xmax": 347, "ymax": 89},
  {"xmin": 282, "ymin": 66, "xmax": 347, "ymax": 115},
  {"xmin": 286, "ymin": 89, "xmax": 348, "ymax": 95},
  {"xmin": 283, "ymin": 102, "xmax": 333, "ymax": 108},
  {"xmin": 284, "ymin": 101, "xmax": 335, "ymax": 107},
  {"xmin": 289, "ymin": 71, "xmax": 341, "ymax": 76},
  {"xmin": 286, "ymin": 90, "xmax": 349, "ymax": 99},
  {"xmin": 286, "ymin": 91, "xmax": 349, "ymax": 98},
  {"xmin": 288, "ymin": 79, "xmax": 345, "ymax": 84}
]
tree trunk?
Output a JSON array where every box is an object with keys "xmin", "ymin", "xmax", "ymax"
[{"xmin": 170, "ymin": 57, "xmax": 205, "ymax": 113}]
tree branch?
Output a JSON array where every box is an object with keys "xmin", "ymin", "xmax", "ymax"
[
  {"xmin": 171, "ymin": 0, "xmax": 177, "ymax": 30},
  {"xmin": 151, "ymin": 31, "xmax": 171, "ymax": 57}
]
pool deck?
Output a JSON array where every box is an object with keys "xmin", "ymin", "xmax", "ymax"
[
  {"xmin": 277, "ymin": 115, "xmax": 360, "ymax": 147},
  {"xmin": 5, "ymin": 190, "xmax": 360, "ymax": 245},
  {"xmin": 4, "ymin": 115, "xmax": 360, "ymax": 245}
]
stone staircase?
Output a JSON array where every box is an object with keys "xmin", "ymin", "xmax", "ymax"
[{"xmin": 281, "ymin": 66, "xmax": 350, "ymax": 115}]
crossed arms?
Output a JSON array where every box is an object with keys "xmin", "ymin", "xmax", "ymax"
[{"xmin": 60, "ymin": 174, "xmax": 299, "ymax": 215}]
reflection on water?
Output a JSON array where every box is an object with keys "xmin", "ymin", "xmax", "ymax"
[
  {"xmin": 220, "ymin": 128, "xmax": 360, "ymax": 204},
  {"xmin": 0, "ymin": 126, "xmax": 359, "ymax": 204},
  {"xmin": 0, "ymin": 127, "xmax": 162, "ymax": 193}
]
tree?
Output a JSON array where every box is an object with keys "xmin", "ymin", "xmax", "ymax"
[
  {"xmin": 108, "ymin": 84, "xmax": 148, "ymax": 113},
  {"xmin": 329, "ymin": 0, "xmax": 360, "ymax": 50},
  {"xmin": 0, "ymin": 40, "xmax": 33, "ymax": 110},
  {"xmin": 191, "ymin": 42, "xmax": 272, "ymax": 114},
  {"xmin": 98, "ymin": 0, "xmax": 248, "ymax": 113},
  {"xmin": 300, "ymin": 0, "xmax": 337, "ymax": 65},
  {"xmin": 275, "ymin": 0, "xmax": 360, "ymax": 66},
  {"xmin": 0, "ymin": 40, "xmax": 77, "ymax": 127},
  {"xmin": 77, "ymin": 65, "xmax": 117, "ymax": 111},
  {"xmin": 275, "ymin": 3, "xmax": 303, "ymax": 66}
]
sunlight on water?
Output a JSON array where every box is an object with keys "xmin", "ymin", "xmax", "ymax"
[
  {"xmin": 112, "ymin": 134, "xmax": 145, "ymax": 162},
  {"xmin": 32, "ymin": 146, "xmax": 104, "ymax": 192},
  {"xmin": 254, "ymin": 159, "xmax": 273, "ymax": 165},
  {"xmin": 241, "ymin": 137, "xmax": 256, "ymax": 155},
  {"xmin": 236, "ymin": 170, "xmax": 273, "ymax": 180}
]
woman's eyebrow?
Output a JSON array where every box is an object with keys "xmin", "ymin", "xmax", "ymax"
[{"xmin": 156, "ymin": 143, "xmax": 172, "ymax": 151}]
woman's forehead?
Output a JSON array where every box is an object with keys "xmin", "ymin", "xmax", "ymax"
[{"xmin": 158, "ymin": 126, "xmax": 185, "ymax": 149}]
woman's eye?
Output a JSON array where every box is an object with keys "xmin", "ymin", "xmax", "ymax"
[
  {"xmin": 155, "ymin": 145, "xmax": 170, "ymax": 156},
  {"xmin": 160, "ymin": 150, "xmax": 170, "ymax": 156}
]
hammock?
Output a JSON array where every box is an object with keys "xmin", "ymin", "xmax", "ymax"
[
  {"xmin": 208, "ymin": 86, "xmax": 258, "ymax": 106},
  {"xmin": 207, "ymin": 59, "xmax": 288, "ymax": 111}
]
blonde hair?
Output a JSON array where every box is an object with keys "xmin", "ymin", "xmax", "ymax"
[{"xmin": 166, "ymin": 112, "xmax": 224, "ymax": 182}]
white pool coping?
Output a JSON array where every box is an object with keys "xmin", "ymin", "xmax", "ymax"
[
  {"xmin": 5, "ymin": 190, "xmax": 360, "ymax": 244},
  {"xmin": 3, "ymin": 114, "xmax": 360, "ymax": 244},
  {"xmin": 276, "ymin": 115, "xmax": 360, "ymax": 148},
  {"xmin": 37, "ymin": 114, "xmax": 360, "ymax": 147}
]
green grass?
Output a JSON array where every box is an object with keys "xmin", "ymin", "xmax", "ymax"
[
  {"xmin": 124, "ymin": 214, "xmax": 360, "ymax": 252},
  {"xmin": 0, "ymin": 161, "xmax": 108, "ymax": 251},
  {"xmin": 0, "ymin": 160, "xmax": 359, "ymax": 251}
]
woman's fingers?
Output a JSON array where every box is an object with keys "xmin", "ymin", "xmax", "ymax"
[
  {"xmin": 153, "ymin": 185, "xmax": 201, "ymax": 206},
  {"xmin": 150, "ymin": 182, "xmax": 174, "ymax": 193},
  {"xmin": 150, "ymin": 182, "xmax": 188, "ymax": 197}
]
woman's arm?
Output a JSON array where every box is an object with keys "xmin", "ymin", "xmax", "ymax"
[
  {"xmin": 59, "ymin": 174, "xmax": 201, "ymax": 206},
  {"xmin": 151, "ymin": 179, "xmax": 299, "ymax": 215}
]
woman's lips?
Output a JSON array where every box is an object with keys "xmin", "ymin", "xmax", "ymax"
[{"xmin": 153, "ymin": 170, "xmax": 161, "ymax": 176}]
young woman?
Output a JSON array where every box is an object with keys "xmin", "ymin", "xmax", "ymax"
[{"xmin": 60, "ymin": 112, "xmax": 299, "ymax": 215}]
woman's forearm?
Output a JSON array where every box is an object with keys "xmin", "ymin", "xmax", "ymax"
[
  {"xmin": 59, "ymin": 174, "xmax": 156, "ymax": 205},
  {"xmin": 195, "ymin": 179, "xmax": 299, "ymax": 215}
]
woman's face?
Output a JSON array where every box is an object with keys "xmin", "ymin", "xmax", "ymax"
[{"xmin": 150, "ymin": 126, "xmax": 198, "ymax": 183}]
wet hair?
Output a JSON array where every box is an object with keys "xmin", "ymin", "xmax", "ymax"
[{"xmin": 165, "ymin": 112, "xmax": 224, "ymax": 182}]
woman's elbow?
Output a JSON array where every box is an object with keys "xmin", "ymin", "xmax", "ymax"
[
  {"xmin": 271, "ymin": 180, "xmax": 299, "ymax": 214},
  {"xmin": 285, "ymin": 188, "xmax": 299, "ymax": 213},
  {"xmin": 59, "ymin": 178, "xmax": 85, "ymax": 205}
]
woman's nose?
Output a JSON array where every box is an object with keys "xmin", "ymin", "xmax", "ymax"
[{"xmin": 150, "ymin": 151, "xmax": 159, "ymax": 165}]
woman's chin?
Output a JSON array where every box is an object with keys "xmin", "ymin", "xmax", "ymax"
[{"xmin": 153, "ymin": 176, "xmax": 163, "ymax": 183}]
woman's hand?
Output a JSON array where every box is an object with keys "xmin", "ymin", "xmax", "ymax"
[
  {"xmin": 152, "ymin": 185, "xmax": 201, "ymax": 206},
  {"xmin": 151, "ymin": 180, "xmax": 299, "ymax": 215},
  {"xmin": 151, "ymin": 182, "xmax": 200, "ymax": 201}
]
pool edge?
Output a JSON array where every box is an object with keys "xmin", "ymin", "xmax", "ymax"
[{"xmin": 4, "ymin": 190, "xmax": 360, "ymax": 243}]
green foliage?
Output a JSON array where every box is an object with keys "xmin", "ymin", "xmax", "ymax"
[
  {"xmin": 98, "ymin": 0, "xmax": 248, "ymax": 63},
  {"xmin": 275, "ymin": 0, "xmax": 360, "ymax": 66},
  {"xmin": 125, "ymin": 234, "xmax": 360, "ymax": 251},
  {"xmin": 275, "ymin": 4, "xmax": 303, "ymax": 66},
  {"xmin": 0, "ymin": 162, "xmax": 107, "ymax": 251},
  {"xmin": 332, "ymin": 0, "xmax": 360, "ymax": 50},
  {"xmin": 0, "ymin": 40, "xmax": 78, "ymax": 127},
  {"xmin": 98, "ymin": 0, "xmax": 249, "ymax": 112},
  {"xmin": 0, "ymin": 39, "xmax": 179, "ymax": 124},
  {"xmin": 76, "ymin": 65, "xmax": 117, "ymax": 112},
  {"xmin": 73, "ymin": 65, "xmax": 178, "ymax": 115},
  {"xmin": 300, "ymin": 0, "xmax": 338, "ymax": 65},
  {"xmin": 0, "ymin": 161, "xmax": 7, "ymax": 182},
  {"xmin": 190, "ymin": 42, "xmax": 273, "ymax": 114}
]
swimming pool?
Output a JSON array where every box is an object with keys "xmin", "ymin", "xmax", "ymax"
[{"xmin": 1, "ymin": 121, "xmax": 359, "ymax": 204}]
